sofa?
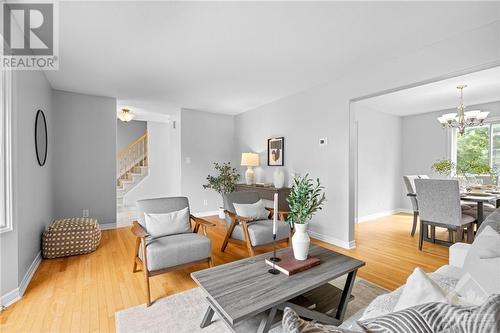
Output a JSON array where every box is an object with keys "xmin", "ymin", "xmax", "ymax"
[{"xmin": 283, "ymin": 209, "xmax": 500, "ymax": 333}]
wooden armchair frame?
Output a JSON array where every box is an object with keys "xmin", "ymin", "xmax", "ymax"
[
  {"xmin": 221, "ymin": 207, "xmax": 292, "ymax": 257},
  {"xmin": 131, "ymin": 215, "xmax": 216, "ymax": 306}
]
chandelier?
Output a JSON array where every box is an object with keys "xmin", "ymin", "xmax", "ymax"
[
  {"xmin": 117, "ymin": 108, "xmax": 135, "ymax": 122},
  {"xmin": 437, "ymin": 85, "xmax": 489, "ymax": 135}
]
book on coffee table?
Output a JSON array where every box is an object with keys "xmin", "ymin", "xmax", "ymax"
[{"xmin": 265, "ymin": 250, "xmax": 320, "ymax": 276}]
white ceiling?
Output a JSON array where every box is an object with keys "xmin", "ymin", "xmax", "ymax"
[
  {"xmin": 45, "ymin": 1, "xmax": 500, "ymax": 115},
  {"xmin": 355, "ymin": 66, "xmax": 500, "ymax": 116}
]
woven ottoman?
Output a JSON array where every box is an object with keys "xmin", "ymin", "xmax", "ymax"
[{"xmin": 42, "ymin": 218, "xmax": 101, "ymax": 259}]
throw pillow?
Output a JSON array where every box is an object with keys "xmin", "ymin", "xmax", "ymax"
[
  {"xmin": 358, "ymin": 294, "xmax": 500, "ymax": 333},
  {"xmin": 281, "ymin": 307, "xmax": 356, "ymax": 333},
  {"xmin": 463, "ymin": 225, "xmax": 500, "ymax": 295},
  {"xmin": 454, "ymin": 272, "xmax": 489, "ymax": 306},
  {"xmin": 393, "ymin": 267, "xmax": 447, "ymax": 312},
  {"xmin": 233, "ymin": 200, "xmax": 269, "ymax": 220},
  {"xmin": 144, "ymin": 207, "xmax": 191, "ymax": 238}
]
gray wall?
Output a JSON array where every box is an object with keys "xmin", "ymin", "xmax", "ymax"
[
  {"xmin": 1, "ymin": 70, "xmax": 54, "ymax": 297},
  {"xmin": 181, "ymin": 109, "xmax": 236, "ymax": 213},
  {"xmin": 52, "ymin": 91, "xmax": 117, "ymax": 225},
  {"xmin": 400, "ymin": 100, "xmax": 500, "ymax": 210},
  {"xmin": 354, "ymin": 105, "xmax": 402, "ymax": 221},
  {"xmin": 116, "ymin": 120, "xmax": 147, "ymax": 153}
]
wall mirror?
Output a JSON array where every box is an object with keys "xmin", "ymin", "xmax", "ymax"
[{"xmin": 35, "ymin": 109, "xmax": 48, "ymax": 166}]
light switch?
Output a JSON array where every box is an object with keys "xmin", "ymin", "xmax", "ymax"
[{"xmin": 319, "ymin": 138, "xmax": 328, "ymax": 146}]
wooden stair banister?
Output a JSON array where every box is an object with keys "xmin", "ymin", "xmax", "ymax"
[{"xmin": 117, "ymin": 131, "xmax": 148, "ymax": 186}]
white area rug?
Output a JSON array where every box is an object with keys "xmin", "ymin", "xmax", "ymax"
[{"xmin": 115, "ymin": 277, "xmax": 387, "ymax": 333}]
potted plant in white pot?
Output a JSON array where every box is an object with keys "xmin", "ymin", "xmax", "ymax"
[
  {"xmin": 287, "ymin": 174, "xmax": 326, "ymax": 260},
  {"xmin": 203, "ymin": 162, "xmax": 240, "ymax": 219}
]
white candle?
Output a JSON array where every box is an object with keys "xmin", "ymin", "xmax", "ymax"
[{"xmin": 273, "ymin": 193, "xmax": 278, "ymax": 235}]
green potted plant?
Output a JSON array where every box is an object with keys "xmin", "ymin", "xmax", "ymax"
[
  {"xmin": 203, "ymin": 162, "xmax": 240, "ymax": 219},
  {"xmin": 286, "ymin": 174, "xmax": 326, "ymax": 260}
]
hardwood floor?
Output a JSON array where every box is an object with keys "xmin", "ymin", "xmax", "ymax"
[{"xmin": 0, "ymin": 213, "xmax": 448, "ymax": 332}]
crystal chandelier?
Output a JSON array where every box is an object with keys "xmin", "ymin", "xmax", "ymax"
[
  {"xmin": 437, "ymin": 85, "xmax": 489, "ymax": 135},
  {"xmin": 117, "ymin": 108, "xmax": 135, "ymax": 122}
]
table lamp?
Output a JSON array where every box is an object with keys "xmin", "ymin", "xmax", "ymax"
[{"xmin": 241, "ymin": 153, "xmax": 259, "ymax": 185}]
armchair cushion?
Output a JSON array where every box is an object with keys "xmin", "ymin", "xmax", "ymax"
[
  {"xmin": 233, "ymin": 199, "xmax": 269, "ymax": 221},
  {"xmin": 144, "ymin": 207, "xmax": 191, "ymax": 238},
  {"xmin": 139, "ymin": 233, "xmax": 211, "ymax": 271},
  {"xmin": 231, "ymin": 219, "xmax": 289, "ymax": 246}
]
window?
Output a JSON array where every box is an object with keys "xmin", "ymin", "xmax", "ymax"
[
  {"xmin": 1, "ymin": 70, "xmax": 13, "ymax": 233},
  {"xmin": 455, "ymin": 122, "xmax": 500, "ymax": 174}
]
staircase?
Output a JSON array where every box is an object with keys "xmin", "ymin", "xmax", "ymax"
[{"xmin": 116, "ymin": 131, "xmax": 149, "ymax": 208}]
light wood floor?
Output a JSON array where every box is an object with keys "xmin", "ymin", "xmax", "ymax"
[{"xmin": 0, "ymin": 213, "xmax": 448, "ymax": 333}]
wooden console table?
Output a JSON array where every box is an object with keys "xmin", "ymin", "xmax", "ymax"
[{"xmin": 235, "ymin": 184, "xmax": 291, "ymax": 211}]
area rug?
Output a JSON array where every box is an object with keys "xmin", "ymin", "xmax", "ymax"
[{"xmin": 115, "ymin": 277, "xmax": 388, "ymax": 333}]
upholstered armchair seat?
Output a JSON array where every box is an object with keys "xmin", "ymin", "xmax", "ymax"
[
  {"xmin": 231, "ymin": 219, "xmax": 290, "ymax": 247},
  {"xmin": 139, "ymin": 233, "xmax": 211, "ymax": 271}
]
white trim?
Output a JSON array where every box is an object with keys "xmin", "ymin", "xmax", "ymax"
[
  {"xmin": 192, "ymin": 210, "xmax": 219, "ymax": 217},
  {"xmin": 309, "ymin": 230, "xmax": 356, "ymax": 249},
  {"xmin": 19, "ymin": 251, "xmax": 42, "ymax": 296},
  {"xmin": 0, "ymin": 288, "xmax": 20, "ymax": 309},
  {"xmin": 356, "ymin": 208, "xmax": 410, "ymax": 223},
  {"xmin": 0, "ymin": 70, "xmax": 13, "ymax": 234},
  {"xmin": 100, "ymin": 222, "xmax": 117, "ymax": 230}
]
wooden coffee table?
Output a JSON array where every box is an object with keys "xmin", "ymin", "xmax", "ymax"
[{"xmin": 191, "ymin": 245, "xmax": 365, "ymax": 333}]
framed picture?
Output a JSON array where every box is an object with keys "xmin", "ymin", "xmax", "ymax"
[{"xmin": 268, "ymin": 137, "xmax": 284, "ymax": 166}]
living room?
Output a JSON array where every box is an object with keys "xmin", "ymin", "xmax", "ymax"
[{"xmin": 1, "ymin": 1, "xmax": 499, "ymax": 333}]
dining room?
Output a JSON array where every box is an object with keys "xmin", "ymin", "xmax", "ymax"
[{"xmin": 350, "ymin": 65, "xmax": 500, "ymax": 250}]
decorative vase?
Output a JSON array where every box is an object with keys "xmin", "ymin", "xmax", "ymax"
[
  {"xmin": 218, "ymin": 207, "xmax": 225, "ymax": 219},
  {"xmin": 292, "ymin": 222, "xmax": 310, "ymax": 260},
  {"xmin": 273, "ymin": 168, "xmax": 285, "ymax": 189}
]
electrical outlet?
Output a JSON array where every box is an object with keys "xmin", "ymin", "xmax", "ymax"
[
  {"xmin": 83, "ymin": 209, "xmax": 89, "ymax": 218},
  {"xmin": 203, "ymin": 199, "xmax": 208, "ymax": 207}
]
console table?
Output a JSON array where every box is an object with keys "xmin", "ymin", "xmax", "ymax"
[{"xmin": 235, "ymin": 184, "xmax": 290, "ymax": 211}]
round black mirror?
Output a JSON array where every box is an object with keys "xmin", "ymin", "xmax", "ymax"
[{"xmin": 35, "ymin": 110, "xmax": 47, "ymax": 166}]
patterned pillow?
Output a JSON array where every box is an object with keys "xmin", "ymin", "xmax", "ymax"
[
  {"xmin": 358, "ymin": 294, "xmax": 500, "ymax": 333},
  {"xmin": 281, "ymin": 307, "xmax": 357, "ymax": 333}
]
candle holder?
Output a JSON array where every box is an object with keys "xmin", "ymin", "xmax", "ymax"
[{"xmin": 268, "ymin": 234, "xmax": 280, "ymax": 275}]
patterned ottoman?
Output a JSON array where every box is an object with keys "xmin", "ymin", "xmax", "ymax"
[{"xmin": 42, "ymin": 218, "xmax": 101, "ymax": 259}]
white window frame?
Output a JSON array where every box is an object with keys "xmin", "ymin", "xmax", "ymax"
[{"xmin": 1, "ymin": 70, "xmax": 13, "ymax": 233}]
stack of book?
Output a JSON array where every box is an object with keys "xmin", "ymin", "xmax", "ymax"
[{"xmin": 265, "ymin": 251, "xmax": 320, "ymax": 276}]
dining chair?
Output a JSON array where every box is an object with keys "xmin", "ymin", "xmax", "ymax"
[
  {"xmin": 403, "ymin": 175, "xmax": 429, "ymax": 236},
  {"xmin": 414, "ymin": 179, "xmax": 475, "ymax": 250},
  {"xmin": 131, "ymin": 197, "xmax": 216, "ymax": 306}
]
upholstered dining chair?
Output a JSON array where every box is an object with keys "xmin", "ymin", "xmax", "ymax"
[
  {"xmin": 403, "ymin": 175, "xmax": 429, "ymax": 236},
  {"xmin": 414, "ymin": 179, "xmax": 475, "ymax": 250},
  {"xmin": 221, "ymin": 191, "xmax": 291, "ymax": 256},
  {"xmin": 131, "ymin": 197, "xmax": 215, "ymax": 306}
]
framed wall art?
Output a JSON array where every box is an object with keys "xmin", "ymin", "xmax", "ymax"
[{"xmin": 267, "ymin": 137, "xmax": 284, "ymax": 166}]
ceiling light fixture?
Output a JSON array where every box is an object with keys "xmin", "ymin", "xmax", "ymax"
[
  {"xmin": 437, "ymin": 85, "xmax": 489, "ymax": 135},
  {"xmin": 117, "ymin": 108, "xmax": 135, "ymax": 122}
]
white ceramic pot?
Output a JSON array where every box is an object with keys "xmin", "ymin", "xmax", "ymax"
[
  {"xmin": 273, "ymin": 168, "xmax": 285, "ymax": 189},
  {"xmin": 292, "ymin": 222, "xmax": 310, "ymax": 260},
  {"xmin": 218, "ymin": 207, "xmax": 225, "ymax": 219}
]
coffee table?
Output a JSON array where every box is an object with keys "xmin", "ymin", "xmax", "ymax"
[{"xmin": 191, "ymin": 245, "xmax": 365, "ymax": 333}]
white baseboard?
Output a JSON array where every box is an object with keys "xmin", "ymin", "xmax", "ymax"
[
  {"xmin": 1, "ymin": 251, "xmax": 42, "ymax": 309},
  {"xmin": 19, "ymin": 251, "xmax": 42, "ymax": 296},
  {"xmin": 309, "ymin": 230, "xmax": 356, "ymax": 249},
  {"xmin": 356, "ymin": 208, "xmax": 410, "ymax": 223},
  {"xmin": 100, "ymin": 222, "xmax": 117, "ymax": 230},
  {"xmin": 193, "ymin": 210, "xmax": 219, "ymax": 217}
]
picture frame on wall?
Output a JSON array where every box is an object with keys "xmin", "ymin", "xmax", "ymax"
[{"xmin": 268, "ymin": 137, "xmax": 284, "ymax": 166}]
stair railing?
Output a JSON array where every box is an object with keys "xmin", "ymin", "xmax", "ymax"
[{"xmin": 117, "ymin": 131, "xmax": 148, "ymax": 185}]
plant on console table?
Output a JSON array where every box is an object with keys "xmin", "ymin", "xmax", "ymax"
[
  {"xmin": 203, "ymin": 162, "xmax": 240, "ymax": 219},
  {"xmin": 286, "ymin": 174, "xmax": 326, "ymax": 260}
]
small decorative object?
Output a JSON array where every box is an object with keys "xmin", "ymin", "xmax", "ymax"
[
  {"xmin": 268, "ymin": 193, "xmax": 280, "ymax": 275},
  {"xmin": 273, "ymin": 168, "xmax": 285, "ymax": 188},
  {"xmin": 241, "ymin": 152, "xmax": 260, "ymax": 185},
  {"xmin": 287, "ymin": 174, "xmax": 326, "ymax": 260},
  {"xmin": 35, "ymin": 109, "xmax": 48, "ymax": 166},
  {"xmin": 117, "ymin": 107, "xmax": 135, "ymax": 122},
  {"xmin": 203, "ymin": 162, "xmax": 240, "ymax": 219},
  {"xmin": 268, "ymin": 137, "xmax": 284, "ymax": 166}
]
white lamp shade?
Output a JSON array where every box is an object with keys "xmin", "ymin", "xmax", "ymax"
[
  {"xmin": 477, "ymin": 111, "xmax": 489, "ymax": 120},
  {"xmin": 241, "ymin": 153, "xmax": 260, "ymax": 167}
]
